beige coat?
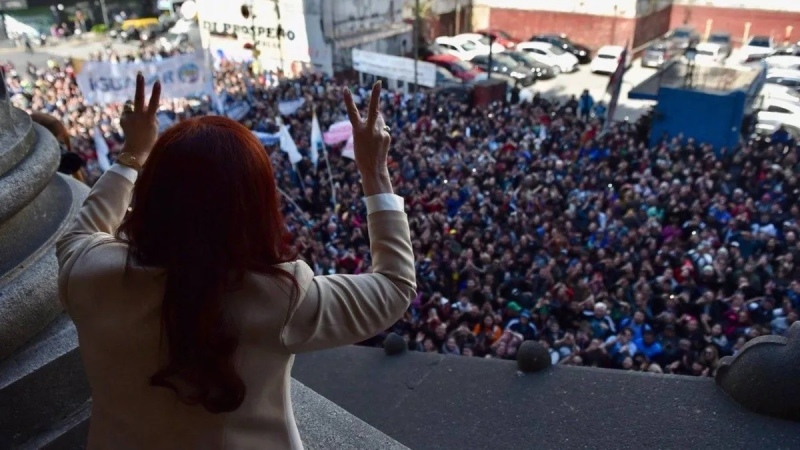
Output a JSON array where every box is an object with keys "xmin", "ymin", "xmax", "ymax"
[{"xmin": 56, "ymin": 167, "xmax": 416, "ymax": 449}]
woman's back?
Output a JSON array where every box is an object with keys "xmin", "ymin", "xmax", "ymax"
[{"xmin": 57, "ymin": 78, "xmax": 414, "ymax": 449}]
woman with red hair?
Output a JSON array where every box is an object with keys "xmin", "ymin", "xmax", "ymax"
[{"xmin": 56, "ymin": 75, "xmax": 415, "ymax": 449}]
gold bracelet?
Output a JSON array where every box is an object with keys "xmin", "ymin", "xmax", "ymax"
[{"xmin": 115, "ymin": 153, "xmax": 143, "ymax": 171}]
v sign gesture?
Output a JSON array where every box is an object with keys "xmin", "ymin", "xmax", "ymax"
[
  {"xmin": 119, "ymin": 72, "xmax": 162, "ymax": 166},
  {"xmin": 344, "ymin": 81, "xmax": 394, "ymax": 197}
]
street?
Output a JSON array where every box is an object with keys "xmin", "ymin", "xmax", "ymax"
[
  {"xmin": 533, "ymin": 59, "xmax": 658, "ymax": 121},
  {"xmin": 1, "ymin": 35, "xmax": 141, "ymax": 69}
]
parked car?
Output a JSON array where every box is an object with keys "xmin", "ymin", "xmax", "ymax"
[
  {"xmin": 641, "ymin": 40, "xmax": 676, "ymax": 68},
  {"xmin": 764, "ymin": 55, "xmax": 800, "ymax": 71},
  {"xmin": 434, "ymin": 36, "xmax": 484, "ymax": 60},
  {"xmin": 452, "ymin": 33, "xmax": 506, "ymax": 55},
  {"xmin": 416, "ymin": 42, "xmax": 448, "ymax": 60},
  {"xmin": 504, "ymin": 50, "xmax": 557, "ymax": 79},
  {"xmin": 773, "ymin": 45, "xmax": 800, "ymax": 57},
  {"xmin": 755, "ymin": 121, "xmax": 800, "ymax": 138},
  {"xmin": 590, "ymin": 45, "xmax": 630, "ymax": 74},
  {"xmin": 741, "ymin": 35, "xmax": 775, "ymax": 62},
  {"xmin": 469, "ymin": 54, "xmax": 536, "ymax": 86},
  {"xmin": 475, "ymin": 29, "xmax": 517, "ymax": 49},
  {"xmin": 759, "ymin": 83, "xmax": 800, "ymax": 105},
  {"xmin": 516, "ymin": 41, "xmax": 579, "ymax": 74},
  {"xmin": 766, "ymin": 69, "xmax": 800, "ymax": 89},
  {"xmin": 426, "ymin": 54, "xmax": 486, "ymax": 81},
  {"xmin": 694, "ymin": 43, "xmax": 727, "ymax": 65},
  {"xmin": 756, "ymin": 97, "xmax": 800, "ymax": 131},
  {"xmin": 666, "ymin": 26, "xmax": 700, "ymax": 49},
  {"xmin": 528, "ymin": 34, "xmax": 591, "ymax": 64},
  {"xmin": 706, "ymin": 31, "xmax": 732, "ymax": 58}
]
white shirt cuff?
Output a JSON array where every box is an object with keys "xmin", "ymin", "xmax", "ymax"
[
  {"xmin": 108, "ymin": 163, "xmax": 138, "ymax": 184},
  {"xmin": 364, "ymin": 193, "xmax": 404, "ymax": 214}
]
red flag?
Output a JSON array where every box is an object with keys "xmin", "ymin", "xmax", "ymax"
[{"xmin": 603, "ymin": 43, "xmax": 628, "ymax": 133}]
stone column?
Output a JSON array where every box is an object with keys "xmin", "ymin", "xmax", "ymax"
[{"xmin": 0, "ymin": 68, "xmax": 92, "ymax": 447}]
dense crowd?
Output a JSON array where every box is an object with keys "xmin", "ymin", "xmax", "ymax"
[{"xmin": 5, "ymin": 44, "xmax": 800, "ymax": 378}]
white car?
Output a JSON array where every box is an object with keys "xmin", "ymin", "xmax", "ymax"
[
  {"xmin": 434, "ymin": 36, "xmax": 484, "ymax": 60},
  {"xmin": 764, "ymin": 55, "xmax": 800, "ymax": 71},
  {"xmin": 590, "ymin": 45, "xmax": 630, "ymax": 74},
  {"xmin": 766, "ymin": 69, "xmax": 800, "ymax": 89},
  {"xmin": 452, "ymin": 33, "xmax": 506, "ymax": 55},
  {"xmin": 757, "ymin": 98, "xmax": 800, "ymax": 131},
  {"xmin": 760, "ymin": 84, "xmax": 800, "ymax": 105},
  {"xmin": 694, "ymin": 43, "xmax": 726, "ymax": 65},
  {"xmin": 515, "ymin": 41, "xmax": 579, "ymax": 74},
  {"xmin": 740, "ymin": 35, "xmax": 775, "ymax": 62}
]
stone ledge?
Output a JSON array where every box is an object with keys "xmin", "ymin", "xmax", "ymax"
[
  {"xmin": 292, "ymin": 379, "xmax": 409, "ymax": 450},
  {"xmin": 294, "ymin": 346, "xmax": 800, "ymax": 450}
]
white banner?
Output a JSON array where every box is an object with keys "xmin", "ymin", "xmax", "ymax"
[
  {"xmin": 76, "ymin": 52, "xmax": 214, "ymax": 105},
  {"xmin": 352, "ymin": 49, "xmax": 437, "ymax": 88}
]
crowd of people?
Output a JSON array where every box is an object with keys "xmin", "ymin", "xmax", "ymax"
[{"xmin": 5, "ymin": 42, "xmax": 799, "ymax": 378}]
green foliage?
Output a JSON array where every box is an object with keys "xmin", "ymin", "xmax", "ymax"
[{"xmin": 90, "ymin": 24, "xmax": 108, "ymax": 33}]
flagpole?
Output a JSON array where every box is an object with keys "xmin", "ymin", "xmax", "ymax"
[
  {"xmin": 322, "ymin": 144, "xmax": 336, "ymax": 208},
  {"xmin": 314, "ymin": 106, "xmax": 337, "ymax": 209},
  {"xmin": 277, "ymin": 187, "xmax": 311, "ymax": 227}
]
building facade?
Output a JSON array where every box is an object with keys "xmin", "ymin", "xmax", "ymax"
[
  {"xmin": 428, "ymin": 0, "xmax": 800, "ymax": 50},
  {"xmin": 196, "ymin": 0, "xmax": 410, "ymax": 77}
]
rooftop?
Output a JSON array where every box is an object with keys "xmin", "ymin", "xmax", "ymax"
[{"xmin": 628, "ymin": 59, "xmax": 764, "ymax": 100}]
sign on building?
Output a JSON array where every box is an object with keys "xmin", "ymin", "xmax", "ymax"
[
  {"xmin": 195, "ymin": 0, "xmax": 333, "ymax": 76},
  {"xmin": 352, "ymin": 49, "xmax": 437, "ymax": 88}
]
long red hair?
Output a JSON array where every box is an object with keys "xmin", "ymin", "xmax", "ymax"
[{"xmin": 117, "ymin": 116, "xmax": 297, "ymax": 413}]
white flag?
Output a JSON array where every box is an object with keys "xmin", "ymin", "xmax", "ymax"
[
  {"xmin": 279, "ymin": 124, "xmax": 303, "ymax": 164},
  {"xmin": 310, "ymin": 111, "xmax": 323, "ymax": 167},
  {"xmin": 93, "ymin": 127, "xmax": 111, "ymax": 172},
  {"xmin": 278, "ymin": 98, "xmax": 305, "ymax": 116},
  {"xmin": 342, "ymin": 134, "xmax": 355, "ymax": 160}
]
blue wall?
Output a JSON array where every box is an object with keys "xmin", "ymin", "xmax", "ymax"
[{"xmin": 649, "ymin": 86, "xmax": 746, "ymax": 152}]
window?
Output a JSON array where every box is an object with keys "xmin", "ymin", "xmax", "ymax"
[
  {"xmin": 708, "ymin": 34, "xmax": 729, "ymax": 44},
  {"xmin": 495, "ymin": 30, "xmax": 512, "ymax": 40},
  {"xmin": 749, "ymin": 37, "xmax": 771, "ymax": 48},
  {"xmin": 461, "ymin": 41, "xmax": 476, "ymax": 51},
  {"xmin": 532, "ymin": 49, "xmax": 546, "ymax": 55},
  {"xmin": 698, "ymin": 50, "xmax": 715, "ymax": 56},
  {"xmin": 672, "ymin": 29, "xmax": 692, "ymax": 39},
  {"xmin": 550, "ymin": 46, "xmax": 565, "ymax": 55},
  {"xmin": 598, "ymin": 54, "xmax": 617, "ymax": 59},
  {"xmin": 766, "ymin": 105, "xmax": 791, "ymax": 113},
  {"xmin": 449, "ymin": 60, "xmax": 474, "ymax": 72},
  {"xmin": 477, "ymin": 36, "xmax": 492, "ymax": 46},
  {"xmin": 472, "ymin": 56, "xmax": 487, "ymax": 64}
]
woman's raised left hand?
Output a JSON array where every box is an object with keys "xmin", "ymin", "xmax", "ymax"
[{"xmin": 119, "ymin": 72, "xmax": 161, "ymax": 163}]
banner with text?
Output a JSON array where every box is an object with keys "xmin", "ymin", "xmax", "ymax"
[
  {"xmin": 351, "ymin": 49, "xmax": 437, "ymax": 88},
  {"xmin": 76, "ymin": 52, "xmax": 214, "ymax": 105}
]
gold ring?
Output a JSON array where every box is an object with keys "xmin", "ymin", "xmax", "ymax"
[
  {"xmin": 383, "ymin": 126, "xmax": 391, "ymax": 133},
  {"xmin": 123, "ymin": 103, "xmax": 134, "ymax": 112}
]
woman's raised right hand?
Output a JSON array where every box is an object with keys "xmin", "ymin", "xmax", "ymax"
[{"xmin": 344, "ymin": 81, "xmax": 393, "ymax": 196}]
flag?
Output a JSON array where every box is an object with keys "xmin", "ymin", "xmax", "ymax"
[
  {"xmin": 603, "ymin": 43, "xmax": 628, "ymax": 133},
  {"xmin": 278, "ymin": 98, "xmax": 305, "ymax": 116},
  {"xmin": 279, "ymin": 123, "xmax": 303, "ymax": 164},
  {"xmin": 310, "ymin": 110, "xmax": 324, "ymax": 167},
  {"xmin": 342, "ymin": 134, "xmax": 355, "ymax": 160},
  {"xmin": 93, "ymin": 127, "xmax": 111, "ymax": 172},
  {"xmin": 323, "ymin": 120, "xmax": 352, "ymax": 145},
  {"xmin": 252, "ymin": 130, "xmax": 281, "ymax": 146}
]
